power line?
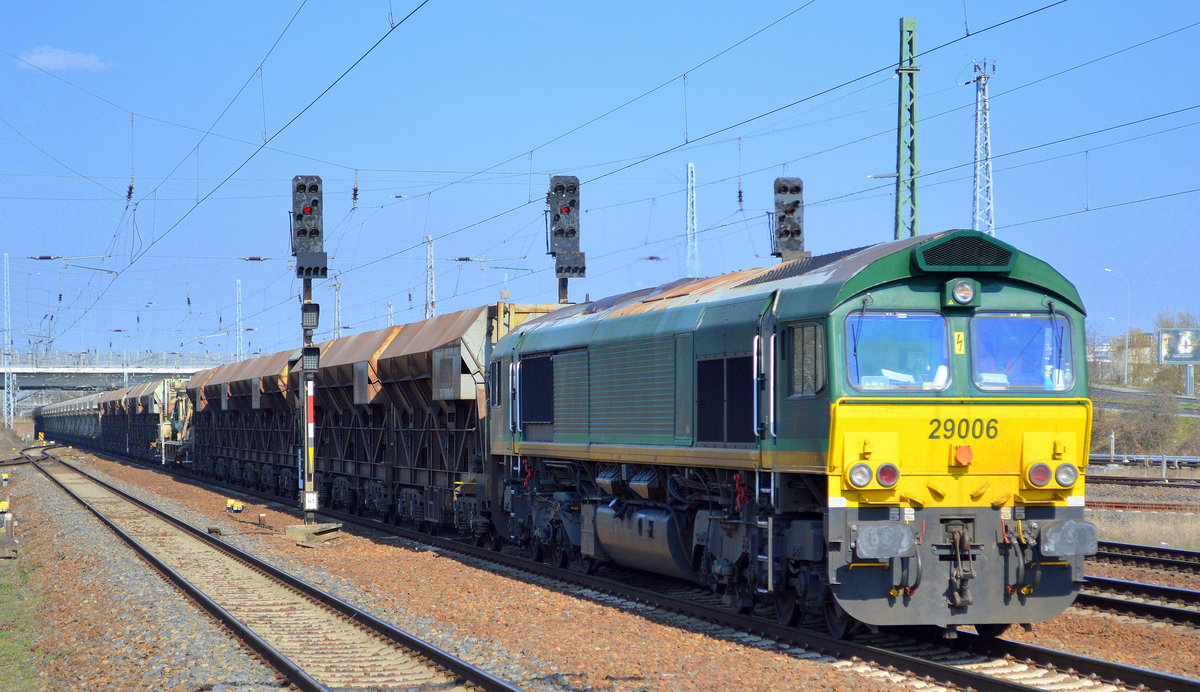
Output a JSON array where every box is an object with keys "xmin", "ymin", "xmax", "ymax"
[
  {"xmin": 46, "ymin": 1, "xmax": 432, "ymax": 345},
  {"xmin": 339, "ymin": 1, "xmax": 1072, "ymax": 281}
]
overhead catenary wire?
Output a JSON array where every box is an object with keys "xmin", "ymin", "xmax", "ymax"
[
  {"xmin": 336, "ymin": 0, "xmax": 1073, "ymax": 280},
  {"xmin": 43, "ymin": 0, "xmax": 432, "ymax": 345}
]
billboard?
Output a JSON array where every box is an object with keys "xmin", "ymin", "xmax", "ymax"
[{"xmin": 1157, "ymin": 328, "xmax": 1200, "ymax": 365}]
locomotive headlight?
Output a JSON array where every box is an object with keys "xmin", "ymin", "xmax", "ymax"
[
  {"xmin": 943, "ymin": 278, "xmax": 980, "ymax": 307},
  {"xmin": 848, "ymin": 463, "xmax": 872, "ymax": 488},
  {"xmin": 1028, "ymin": 462, "xmax": 1052, "ymax": 487},
  {"xmin": 1055, "ymin": 463, "xmax": 1078, "ymax": 487},
  {"xmin": 876, "ymin": 463, "xmax": 900, "ymax": 488},
  {"xmin": 952, "ymin": 280, "xmax": 975, "ymax": 305}
]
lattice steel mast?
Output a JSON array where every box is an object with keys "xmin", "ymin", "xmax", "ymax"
[
  {"xmin": 424, "ymin": 235, "xmax": 435, "ymax": 319},
  {"xmin": 970, "ymin": 60, "xmax": 996, "ymax": 235},
  {"xmin": 686, "ymin": 162, "xmax": 699, "ymax": 277},
  {"xmin": 235, "ymin": 279, "xmax": 244, "ymax": 361},
  {"xmin": 3, "ymin": 253, "xmax": 13, "ymax": 428},
  {"xmin": 894, "ymin": 17, "xmax": 919, "ymax": 239},
  {"xmin": 333, "ymin": 275, "xmax": 343, "ymax": 339}
]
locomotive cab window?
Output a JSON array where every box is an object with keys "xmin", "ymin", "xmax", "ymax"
[
  {"xmin": 845, "ymin": 312, "xmax": 949, "ymax": 391},
  {"xmin": 789, "ymin": 323, "xmax": 825, "ymax": 396},
  {"xmin": 971, "ymin": 312, "xmax": 1074, "ymax": 391}
]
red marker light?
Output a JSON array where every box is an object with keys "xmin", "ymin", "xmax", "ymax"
[
  {"xmin": 560, "ymin": 205, "xmax": 570, "ymax": 214},
  {"xmin": 303, "ymin": 206, "xmax": 313, "ymax": 214},
  {"xmin": 1028, "ymin": 463, "xmax": 1051, "ymax": 487}
]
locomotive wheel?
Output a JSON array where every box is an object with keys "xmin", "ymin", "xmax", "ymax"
[
  {"xmin": 773, "ymin": 590, "xmax": 801, "ymax": 626},
  {"xmin": 974, "ymin": 623, "xmax": 1011, "ymax": 638},
  {"xmin": 548, "ymin": 543, "xmax": 571, "ymax": 569},
  {"xmin": 824, "ymin": 599, "xmax": 855, "ymax": 639}
]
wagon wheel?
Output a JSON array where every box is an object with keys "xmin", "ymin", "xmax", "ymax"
[
  {"xmin": 526, "ymin": 540, "xmax": 545, "ymax": 563},
  {"xmin": 579, "ymin": 556, "xmax": 600, "ymax": 575}
]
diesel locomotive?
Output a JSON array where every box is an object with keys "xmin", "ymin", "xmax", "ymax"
[{"xmin": 35, "ymin": 229, "xmax": 1097, "ymax": 637}]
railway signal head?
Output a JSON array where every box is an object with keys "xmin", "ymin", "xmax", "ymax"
[
  {"xmin": 548, "ymin": 175, "xmax": 580, "ymax": 255},
  {"xmin": 772, "ymin": 177, "xmax": 806, "ymax": 259},
  {"xmin": 292, "ymin": 175, "xmax": 323, "ymax": 255}
]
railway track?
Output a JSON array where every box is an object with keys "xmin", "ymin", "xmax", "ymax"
[
  {"xmin": 1093, "ymin": 541, "xmax": 1200, "ymax": 573},
  {"xmin": 1087, "ymin": 475, "xmax": 1200, "ymax": 488},
  {"xmin": 23, "ymin": 447, "xmax": 516, "ymax": 692},
  {"xmin": 1078, "ymin": 577, "xmax": 1200, "ymax": 627},
  {"xmin": 1087, "ymin": 500, "xmax": 1200, "ymax": 513},
  {"xmin": 44, "ymin": 444, "xmax": 1200, "ymax": 692}
]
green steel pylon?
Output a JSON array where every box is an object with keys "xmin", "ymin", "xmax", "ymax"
[{"xmin": 895, "ymin": 17, "xmax": 919, "ymax": 239}]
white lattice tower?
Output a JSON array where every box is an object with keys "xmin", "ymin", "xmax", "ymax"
[
  {"xmin": 971, "ymin": 60, "xmax": 996, "ymax": 235},
  {"xmin": 235, "ymin": 279, "xmax": 244, "ymax": 360},
  {"xmin": 424, "ymin": 235, "xmax": 436, "ymax": 319},
  {"xmin": 3, "ymin": 253, "xmax": 12, "ymax": 428},
  {"xmin": 686, "ymin": 163, "xmax": 698, "ymax": 277},
  {"xmin": 333, "ymin": 276, "xmax": 342, "ymax": 339}
]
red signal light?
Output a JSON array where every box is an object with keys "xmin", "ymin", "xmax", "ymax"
[
  {"xmin": 876, "ymin": 463, "xmax": 900, "ymax": 487},
  {"xmin": 303, "ymin": 206, "xmax": 313, "ymax": 214},
  {"xmin": 560, "ymin": 205, "xmax": 570, "ymax": 214},
  {"xmin": 1028, "ymin": 463, "xmax": 1051, "ymax": 487}
]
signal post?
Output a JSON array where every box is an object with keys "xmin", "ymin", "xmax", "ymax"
[
  {"xmin": 547, "ymin": 175, "xmax": 585, "ymax": 303},
  {"xmin": 291, "ymin": 176, "xmax": 326, "ymax": 524}
]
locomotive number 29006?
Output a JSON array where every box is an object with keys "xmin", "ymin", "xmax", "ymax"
[{"xmin": 928, "ymin": 417, "xmax": 999, "ymax": 440}]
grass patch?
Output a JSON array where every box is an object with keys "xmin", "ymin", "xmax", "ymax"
[
  {"xmin": 1087, "ymin": 509, "xmax": 1200, "ymax": 551},
  {"xmin": 0, "ymin": 559, "xmax": 40, "ymax": 690}
]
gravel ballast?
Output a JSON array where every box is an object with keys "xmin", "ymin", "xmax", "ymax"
[
  {"xmin": 18, "ymin": 449, "xmax": 909, "ymax": 691},
  {"xmin": 9, "ymin": 461, "xmax": 284, "ymax": 690}
]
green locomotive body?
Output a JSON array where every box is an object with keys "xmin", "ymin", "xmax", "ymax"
[{"xmin": 489, "ymin": 230, "xmax": 1095, "ymax": 633}]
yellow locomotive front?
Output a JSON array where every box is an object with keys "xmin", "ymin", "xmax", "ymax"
[{"xmin": 822, "ymin": 238, "xmax": 1095, "ymax": 634}]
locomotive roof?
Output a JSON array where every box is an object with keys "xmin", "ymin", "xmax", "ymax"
[{"xmin": 508, "ymin": 230, "xmax": 1083, "ymax": 343}]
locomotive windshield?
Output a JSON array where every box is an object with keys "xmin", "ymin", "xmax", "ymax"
[
  {"xmin": 845, "ymin": 312, "xmax": 949, "ymax": 391},
  {"xmin": 971, "ymin": 312, "xmax": 1074, "ymax": 391}
]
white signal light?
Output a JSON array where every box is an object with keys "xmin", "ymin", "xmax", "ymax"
[
  {"xmin": 848, "ymin": 463, "xmax": 872, "ymax": 488},
  {"xmin": 1055, "ymin": 463, "xmax": 1078, "ymax": 487}
]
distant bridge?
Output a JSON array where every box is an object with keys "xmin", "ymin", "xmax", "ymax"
[{"xmin": 3, "ymin": 350, "xmax": 236, "ymax": 416}]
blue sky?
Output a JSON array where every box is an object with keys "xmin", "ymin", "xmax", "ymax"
[{"xmin": 3, "ymin": 1, "xmax": 1197, "ymax": 357}]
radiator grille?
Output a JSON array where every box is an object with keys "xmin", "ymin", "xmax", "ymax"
[{"xmin": 921, "ymin": 234, "xmax": 1012, "ymax": 268}]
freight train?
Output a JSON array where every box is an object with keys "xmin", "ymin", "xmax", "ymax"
[{"xmin": 35, "ymin": 229, "xmax": 1097, "ymax": 638}]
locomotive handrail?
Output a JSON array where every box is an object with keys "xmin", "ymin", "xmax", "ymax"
[
  {"xmin": 768, "ymin": 333, "xmax": 777, "ymax": 438},
  {"xmin": 751, "ymin": 334, "xmax": 760, "ymax": 438}
]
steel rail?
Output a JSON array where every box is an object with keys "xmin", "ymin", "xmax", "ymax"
[
  {"xmin": 28, "ymin": 450, "xmax": 519, "ymax": 692},
  {"xmin": 1079, "ymin": 577, "xmax": 1200, "ymax": 627}
]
